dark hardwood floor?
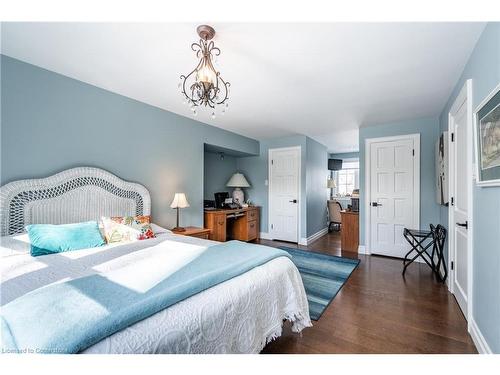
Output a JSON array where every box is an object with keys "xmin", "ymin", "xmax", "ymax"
[{"xmin": 258, "ymin": 232, "xmax": 477, "ymax": 354}]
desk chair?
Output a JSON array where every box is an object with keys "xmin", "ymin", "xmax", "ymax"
[{"xmin": 327, "ymin": 200, "xmax": 342, "ymax": 232}]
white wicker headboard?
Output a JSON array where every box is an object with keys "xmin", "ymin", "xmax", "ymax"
[{"xmin": 0, "ymin": 167, "xmax": 151, "ymax": 236}]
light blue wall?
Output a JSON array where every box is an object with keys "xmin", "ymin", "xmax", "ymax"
[
  {"xmin": 0, "ymin": 55, "xmax": 259, "ymax": 229},
  {"xmin": 237, "ymin": 135, "xmax": 308, "ymax": 238},
  {"xmin": 359, "ymin": 117, "xmax": 441, "ymax": 245},
  {"xmin": 329, "ymin": 152, "xmax": 360, "ymax": 160},
  {"xmin": 306, "ymin": 137, "xmax": 329, "ymax": 236},
  {"xmin": 438, "ymin": 23, "xmax": 500, "ymax": 353},
  {"xmin": 203, "ymin": 152, "xmax": 237, "ymax": 200}
]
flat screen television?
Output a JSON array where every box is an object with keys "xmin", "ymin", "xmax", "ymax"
[{"xmin": 328, "ymin": 159, "xmax": 343, "ymax": 171}]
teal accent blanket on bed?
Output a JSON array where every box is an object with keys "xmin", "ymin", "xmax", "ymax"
[{"xmin": 0, "ymin": 240, "xmax": 290, "ymax": 354}]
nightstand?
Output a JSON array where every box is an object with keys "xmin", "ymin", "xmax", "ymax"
[{"xmin": 172, "ymin": 226, "xmax": 211, "ymax": 240}]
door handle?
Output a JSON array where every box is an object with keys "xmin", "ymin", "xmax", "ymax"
[
  {"xmin": 371, "ymin": 202, "xmax": 382, "ymax": 207},
  {"xmin": 289, "ymin": 199, "xmax": 298, "ymax": 203},
  {"xmin": 456, "ymin": 221, "xmax": 468, "ymax": 229}
]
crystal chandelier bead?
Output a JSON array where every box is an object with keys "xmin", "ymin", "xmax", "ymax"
[
  {"xmin": 193, "ymin": 110, "xmax": 197, "ymax": 117},
  {"xmin": 211, "ymin": 112, "xmax": 216, "ymax": 119}
]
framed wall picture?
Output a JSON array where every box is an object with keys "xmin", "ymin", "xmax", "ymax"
[
  {"xmin": 436, "ymin": 131, "xmax": 449, "ymax": 205},
  {"xmin": 474, "ymin": 82, "xmax": 500, "ymax": 186}
]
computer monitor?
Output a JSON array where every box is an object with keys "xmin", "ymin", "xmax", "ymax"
[
  {"xmin": 351, "ymin": 197, "xmax": 359, "ymax": 212},
  {"xmin": 214, "ymin": 192, "xmax": 230, "ymax": 209}
]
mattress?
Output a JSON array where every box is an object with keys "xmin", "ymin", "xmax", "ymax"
[{"xmin": 0, "ymin": 229, "xmax": 311, "ymax": 353}]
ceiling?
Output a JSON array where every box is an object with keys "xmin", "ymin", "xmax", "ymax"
[{"xmin": 1, "ymin": 22, "xmax": 485, "ymax": 152}]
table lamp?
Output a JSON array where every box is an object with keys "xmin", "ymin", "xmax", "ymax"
[
  {"xmin": 226, "ymin": 172, "xmax": 250, "ymax": 205},
  {"xmin": 327, "ymin": 178, "xmax": 336, "ymax": 200},
  {"xmin": 170, "ymin": 193, "xmax": 190, "ymax": 232},
  {"xmin": 327, "ymin": 178, "xmax": 336, "ymax": 189}
]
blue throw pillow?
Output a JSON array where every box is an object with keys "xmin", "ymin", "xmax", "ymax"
[{"xmin": 26, "ymin": 221, "xmax": 105, "ymax": 257}]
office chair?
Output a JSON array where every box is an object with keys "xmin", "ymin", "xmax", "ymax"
[{"xmin": 327, "ymin": 200, "xmax": 343, "ymax": 232}]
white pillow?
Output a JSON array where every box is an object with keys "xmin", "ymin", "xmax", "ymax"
[{"xmin": 150, "ymin": 223, "xmax": 172, "ymax": 235}]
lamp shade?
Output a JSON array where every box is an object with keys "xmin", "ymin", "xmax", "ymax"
[
  {"xmin": 226, "ymin": 173, "xmax": 250, "ymax": 188},
  {"xmin": 170, "ymin": 193, "xmax": 190, "ymax": 208},
  {"xmin": 327, "ymin": 178, "xmax": 336, "ymax": 189}
]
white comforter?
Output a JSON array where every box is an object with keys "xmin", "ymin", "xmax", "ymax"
[{"xmin": 0, "ymin": 230, "xmax": 311, "ymax": 353}]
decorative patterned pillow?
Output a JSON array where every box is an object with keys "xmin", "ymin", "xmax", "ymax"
[{"xmin": 101, "ymin": 215, "xmax": 155, "ymax": 243}]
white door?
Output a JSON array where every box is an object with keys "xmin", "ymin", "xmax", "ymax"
[
  {"xmin": 449, "ymin": 82, "xmax": 472, "ymax": 318},
  {"xmin": 367, "ymin": 135, "xmax": 420, "ymax": 258},
  {"xmin": 269, "ymin": 147, "xmax": 300, "ymax": 242}
]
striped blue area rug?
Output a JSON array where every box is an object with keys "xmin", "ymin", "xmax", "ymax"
[{"xmin": 279, "ymin": 247, "xmax": 360, "ymax": 321}]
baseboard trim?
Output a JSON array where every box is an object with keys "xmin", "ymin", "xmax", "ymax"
[
  {"xmin": 260, "ymin": 231, "xmax": 309, "ymax": 245},
  {"xmin": 261, "ymin": 228, "xmax": 328, "ymax": 246},
  {"xmin": 304, "ymin": 227, "xmax": 328, "ymax": 245},
  {"xmin": 470, "ymin": 318, "xmax": 493, "ymax": 354},
  {"xmin": 259, "ymin": 232, "xmax": 272, "ymax": 240}
]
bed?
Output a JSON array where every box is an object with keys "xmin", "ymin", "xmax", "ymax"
[{"xmin": 0, "ymin": 167, "xmax": 311, "ymax": 354}]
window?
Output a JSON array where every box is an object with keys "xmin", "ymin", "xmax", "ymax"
[
  {"xmin": 335, "ymin": 159, "xmax": 359, "ymax": 196},
  {"xmin": 337, "ymin": 169, "xmax": 356, "ymax": 195}
]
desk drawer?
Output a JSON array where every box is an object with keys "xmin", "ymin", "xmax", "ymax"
[
  {"xmin": 247, "ymin": 220, "xmax": 258, "ymax": 241},
  {"xmin": 205, "ymin": 214, "xmax": 226, "ymax": 242},
  {"xmin": 248, "ymin": 209, "xmax": 258, "ymax": 221}
]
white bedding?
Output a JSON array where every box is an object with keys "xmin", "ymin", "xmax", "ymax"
[{"xmin": 0, "ymin": 230, "xmax": 311, "ymax": 353}]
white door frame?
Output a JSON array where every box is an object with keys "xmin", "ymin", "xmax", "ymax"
[
  {"xmin": 447, "ymin": 79, "xmax": 474, "ymax": 326},
  {"xmin": 365, "ymin": 134, "xmax": 421, "ymax": 255},
  {"xmin": 268, "ymin": 146, "xmax": 301, "ymax": 243}
]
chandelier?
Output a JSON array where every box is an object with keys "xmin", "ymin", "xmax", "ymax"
[{"xmin": 179, "ymin": 25, "xmax": 230, "ymax": 118}]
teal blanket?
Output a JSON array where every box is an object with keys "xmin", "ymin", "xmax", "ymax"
[{"xmin": 0, "ymin": 240, "xmax": 290, "ymax": 354}]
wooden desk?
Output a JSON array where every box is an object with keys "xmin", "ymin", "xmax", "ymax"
[
  {"xmin": 340, "ymin": 210, "xmax": 359, "ymax": 252},
  {"xmin": 204, "ymin": 207, "xmax": 260, "ymax": 242}
]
